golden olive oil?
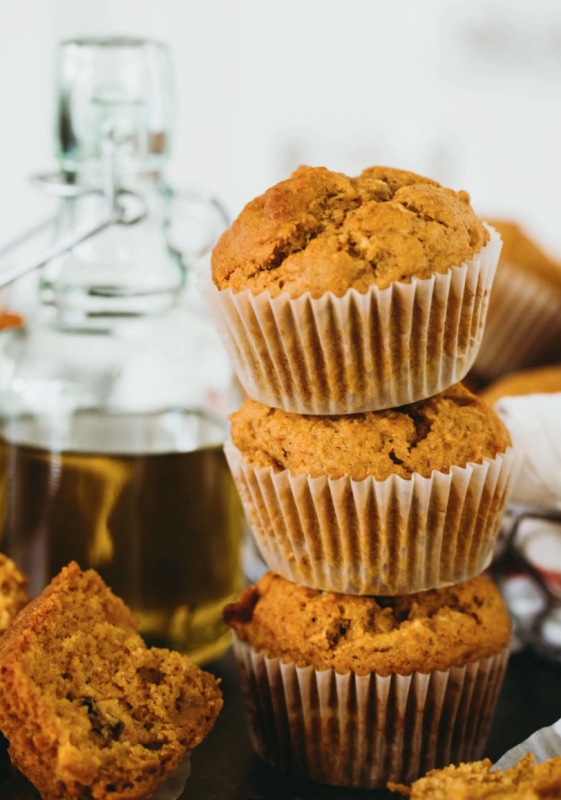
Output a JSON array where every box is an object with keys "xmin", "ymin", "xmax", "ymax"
[{"xmin": 0, "ymin": 434, "xmax": 244, "ymax": 664}]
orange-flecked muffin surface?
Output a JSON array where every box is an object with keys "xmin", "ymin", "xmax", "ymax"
[
  {"xmin": 213, "ymin": 165, "xmax": 490, "ymax": 298},
  {"xmin": 224, "ymin": 572, "xmax": 511, "ymax": 677},
  {"xmin": 230, "ymin": 383, "xmax": 511, "ymax": 481},
  {"xmin": 391, "ymin": 753, "xmax": 561, "ymax": 799}
]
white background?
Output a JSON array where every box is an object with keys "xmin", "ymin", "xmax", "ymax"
[{"xmin": 1, "ymin": 0, "xmax": 561, "ymax": 254}]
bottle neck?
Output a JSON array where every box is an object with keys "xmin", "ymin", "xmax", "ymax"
[{"xmin": 40, "ymin": 159, "xmax": 182, "ymax": 326}]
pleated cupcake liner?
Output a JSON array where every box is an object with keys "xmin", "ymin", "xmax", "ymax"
[
  {"xmin": 225, "ymin": 442, "xmax": 515, "ymax": 596},
  {"xmin": 233, "ymin": 637, "xmax": 510, "ymax": 789},
  {"xmin": 198, "ymin": 225, "xmax": 501, "ymax": 415},
  {"xmin": 473, "ymin": 260, "xmax": 561, "ymax": 381}
]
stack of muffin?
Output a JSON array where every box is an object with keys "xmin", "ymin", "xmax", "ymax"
[{"xmin": 200, "ymin": 166, "xmax": 515, "ymax": 789}]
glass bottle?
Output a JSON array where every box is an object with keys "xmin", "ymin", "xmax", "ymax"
[{"xmin": 0, "ymin": 37, "xmax": 244, "ymax": 664}]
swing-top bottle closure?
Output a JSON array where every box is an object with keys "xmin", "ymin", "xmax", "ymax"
[{"xmin": 0, "ymin": 37, "xmax": 227, "ymax": 321}]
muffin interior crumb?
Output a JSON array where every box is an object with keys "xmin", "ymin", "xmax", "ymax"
[
  {"xmin": 0, "ymin": 554, "xmax": 28, "ymax": 633},
  {"xmin": 390, "ymin": 753, "xmax": 561, "ymax": 799},
  {"xmin": 0, "ymin": 564, "xmax": 222, "ymax": 798}
]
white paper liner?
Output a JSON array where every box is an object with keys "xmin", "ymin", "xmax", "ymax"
[
  {"xmin": 233, "ymin": 637, "xmax": 510, "ymax": 789},
  {"xmin": 198, "ymin": 226, "xmax": 501, "ymax": 414},
  {"xmin": 154, "ymin": 754, "xmax": 192, "ymax": 800},
  {"xmin": 473, "ymin": 260, "xmax": 561, "ymax": 381},
  {"xmin": 494, "ymin": 719, "xmax": 561, "ymax": 770},
  {"xmin": 225, "ymin": 442, "xmax": 515, "ymax": 595}
]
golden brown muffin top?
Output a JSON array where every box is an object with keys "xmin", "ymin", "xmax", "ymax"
[
  {"xmin": 213, "ymin": 165, "xmax": 490, "ymax": 298},
  {"xmin": 481, "ymin": 364, "xmax": 561, "ymax": 408},
  {"xmin": 224, "ymin": 572, "xmax": 511, "ymax": 677},
  {"xmin": 230, "ymin": 383, "xmax": 511, "ymax": 482},
  {"xmin": 489, "ymin": 219, "xmax": 561, "ymax": 289},
  {"xmin": 0, "ymin": 554, "xmax": 28, "ymax": 634},
  {"xmin": 391, "ymin": 754, "xmax": 561, "ymax": 799}
]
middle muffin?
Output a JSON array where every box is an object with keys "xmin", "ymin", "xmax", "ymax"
[{"xmin": 227, "ymin": 382, "xmax": 514, "ymax": 595}]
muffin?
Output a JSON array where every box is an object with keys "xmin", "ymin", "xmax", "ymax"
[
  {"xmin": 0, "ymin": 562, "xmax": 222, "ymax": 800},
  {"xmin": 225, "ymin": 572, "xmax": 511, "ymax": 789},
  {"xmin": 199, "ymin": 165, "xmax": 501, "ymax": 414},
  {"xmin": 0, "ymin": 553, "xmax": 28, "ymax": 634},
  {"xmin": 226, "ymin": 383, "xmax": 515, "ymax": 595},
  {"xmin": 390, "ymin": 753, "xmax": 561, "ymax": 798},
  {"xmin": 473, "ymin": 220, "xmax": 561, "ymax": 381},
  {"xmin": 0, "ymin": 312, "xmax": 22, "ymax": 331},
  {"xmin": 481, "ymin": 363, "xmax": 561, "ymax": 408}
]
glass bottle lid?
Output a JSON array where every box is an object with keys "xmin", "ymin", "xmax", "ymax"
[{"xmin": 56, "ymin": 37, "xmax": 173, "ymax": 171}]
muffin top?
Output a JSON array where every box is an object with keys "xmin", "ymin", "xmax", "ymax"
[
  {"xmin": 230, "ymin": 383, "xmax": 511, "ymax": 481},
  {"xmin": 212, "ymin": 165, "xmax": 490, "ymax": 299},
  {"xmin": 489, "ymin": 219, "xmax": 561, "ymax": 289},
  {"xmin": 482, "ymin": 364, "xmax": 561, "ymax": 408},
  {"xmin": 391, "ymin": 754, "xmax": 561, "ymax": 799},
  {"xmin": 224, "ymin": 572, "xmax": 511, "ymax": 676}
]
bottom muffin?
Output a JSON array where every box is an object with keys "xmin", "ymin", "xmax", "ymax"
[{"xmin": 224, "ymin": 573, "xmax": 511, "ymax": 789}]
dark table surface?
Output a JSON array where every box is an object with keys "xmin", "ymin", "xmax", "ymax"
[{"xmin": 2, "ymin": 647, "xmax": 560, "ymax": 799}]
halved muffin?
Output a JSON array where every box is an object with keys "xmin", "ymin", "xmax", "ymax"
[{"xmin": 0, "ymin": 562, "xmax": 222, "ymax": 800}]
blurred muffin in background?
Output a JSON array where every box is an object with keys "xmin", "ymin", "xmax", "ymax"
[
  {"xmin": 473, "ymin": 220, "xmax": 561, "ymax": 381},
  {"xmin": 481, "ymin": 363, "xmax": 561, "ymax": 408},
  {"xmin": 0, "ymin": 312, "xmax": 23, "ymax": 330}
]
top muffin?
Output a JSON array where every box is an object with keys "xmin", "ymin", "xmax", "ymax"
[{"xmin": 212, "ymin": 165, "xmax": 490, "ymax": 298}]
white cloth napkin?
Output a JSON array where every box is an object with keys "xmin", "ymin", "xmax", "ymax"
[{"xmin": 495, "ymin": 393, "xmax": 561, "ymax": 503}]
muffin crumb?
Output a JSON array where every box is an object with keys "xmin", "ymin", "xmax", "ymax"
[
  {"xmin": 390, "ymin": 753, "xmax": 561, "ymax": 798},
  {"xmin": 0, "ymin": 554, "xmax": 28, "ymax": 634}
]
